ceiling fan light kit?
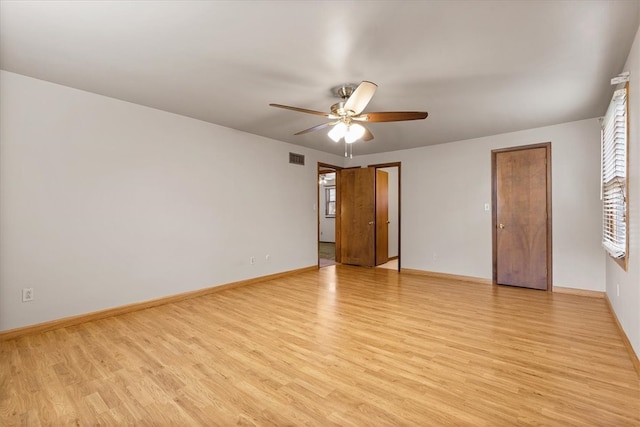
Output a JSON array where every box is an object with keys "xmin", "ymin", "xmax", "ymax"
[
  {"xmin": 269, "ymin": 81, "xmax": 428, "ymax": 157},
  {"xmin": 328, "ymin": 122, "xmax": 348, "ymax": 142},
  {"xmin": 328, "ymin": 122, "xmax": 365, "ymax": 144}
]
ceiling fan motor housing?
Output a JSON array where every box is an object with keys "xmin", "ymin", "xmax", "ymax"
[{"xmin": 331, "ymin": 84, "xmax": 358, "ymax": 100}]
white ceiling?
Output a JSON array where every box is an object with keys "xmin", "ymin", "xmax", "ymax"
[{"xmin": 1, "ymin": 1, "xmax": 638, "ymax": 156}]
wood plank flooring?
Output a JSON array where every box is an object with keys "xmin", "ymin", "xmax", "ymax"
[{"xmin": 1, "ymin": 265, "xmax": 639, "ymax": 426}]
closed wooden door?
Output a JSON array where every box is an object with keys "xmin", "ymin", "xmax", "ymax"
[
  {"xmin": 339, "ymin": 167, "xmax": 376, "ymax": 266},
  {"xmin": 493, "ymin": 144, "xmax": 551, "ymax": 290},
  {"xmin": 376, "ymin": 169, "xmax": 389, "ymax": 266}
]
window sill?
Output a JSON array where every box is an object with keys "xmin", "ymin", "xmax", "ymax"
[{"xmin": 609, "ymin": 255, "xmax": 628, "ymax": 272}]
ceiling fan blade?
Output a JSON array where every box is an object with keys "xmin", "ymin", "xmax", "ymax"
[
  {"xmin": 355, "ymin": 111, "xmax": 428, "ymax": 122},
  {"xmin": 362, "ymin": 125, "xmax": 374, "ymax": 141},
  {"xmin": 269, "ymin": 103, "xmax": 330, "ymax": 117},
  {"xmin": 343, "ymin": 81, "xmax": 377, "ymax": 115},
  {"xmin": 294, "ymin": 121, "xmax": 338, "ymax": 135}
]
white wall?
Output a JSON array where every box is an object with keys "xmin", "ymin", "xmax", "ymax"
[
  {"xmin": 0, "ymin": 71, "xmax": 344, "ymax": 331},
  {"xmin": 1, "ymin": 69, "xmax": 622, "ymax": 338},
  {"xmin": 319, "ymin": 182, "xmax": 336, "ymax": 242},
  {"xmin": 605, "ymin": 24, "xmax": 640, "ymax": 358},
  {"xmin": 349, "ymin": 118, "xmax": 605, "ymax": 291}
]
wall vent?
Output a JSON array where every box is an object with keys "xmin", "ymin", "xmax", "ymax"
[{"xmin": 289, "ymin": 152, "xmax": 305, "ymax": 166}]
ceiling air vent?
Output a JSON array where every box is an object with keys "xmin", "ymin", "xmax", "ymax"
[{"xmin": 289, "ymin": 152, "xmax": 305, "ymax": 166}]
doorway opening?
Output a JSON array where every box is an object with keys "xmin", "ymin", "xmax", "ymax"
[
  {"xmin": 318, "ymin": 163, "xmax": 341, "ymax": 268},
  {"xmin": 370, "ymin": 162, "xmax": 401, "ymax": 272}
]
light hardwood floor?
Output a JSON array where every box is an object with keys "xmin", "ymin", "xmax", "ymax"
[{"xmin": 1, "ymin": 265, "xmax": 639, "ymax": 426}]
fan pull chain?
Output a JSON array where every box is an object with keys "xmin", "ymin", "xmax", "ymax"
[{"xmin": 343, "ymin": 141, "xmax": 353, "ymax": 158}]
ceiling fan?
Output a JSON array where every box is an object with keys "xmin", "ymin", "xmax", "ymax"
[{"xmin": 269, "ymin": 81, "xmax": 428, "ymax": 154}]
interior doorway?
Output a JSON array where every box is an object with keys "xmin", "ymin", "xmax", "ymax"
[
  {"xmin": 371, "ymin": 163, "xmax": 401, "ymax": 272},
  {"xmin": 318, "ymin": 163, "xmax": 341, "ymax": 268},
  {"xmin": 318, "ymin": 162, "xmax": 400, "ymax": 272}
]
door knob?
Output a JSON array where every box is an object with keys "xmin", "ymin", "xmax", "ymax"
[
  {"xmin": 368, "ymin": 221, "xmax": 374, "ymax": 225},
  {"xmin": 387, "ymin": 221, "xmax": 391, "ymax": 224},
  {"xmin": 499, "ymin": 223, "xmax": 505, "ymax": 229}
]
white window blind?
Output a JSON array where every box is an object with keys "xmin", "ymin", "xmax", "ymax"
[{"xmin": 601, "ymin": 86, "xmax": 627, "ymax": 259}]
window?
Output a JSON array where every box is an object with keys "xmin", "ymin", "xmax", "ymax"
[
  {"xmin": 325, "ymin": 186, "xmax": 336, "ymax": 217},
  {"xmin": 601, "ymin": 83, "xmax": 628, "ymax": 267}
]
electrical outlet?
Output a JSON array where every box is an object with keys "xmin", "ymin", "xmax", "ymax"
[
  {"xmin": 432, "ymin": 252, "xmax": 437, "ymax": 261},
  {"xmin": 22, "ymin": 288, "xmax": 34, "ymax": 302},
  {"xmin": 250, "ymin": 256, "xmax": 255, "ymax": 265},
  {"xmin": 484, "ymin": 203, "xmax": 490, "ymax": 211},
  {"xmin": 265, "ymin": 254, "xmax": 271, "ymax": 261}
]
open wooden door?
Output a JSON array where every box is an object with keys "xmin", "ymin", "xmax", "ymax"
[
  {"xmin": 375, "ymin": 169, "xmax": 389, "ymax": 265},
  {"xmin": 339, "ymin": 167, "xmax": 376, "ymax": 266},
  {"xmin": 492, "ymin": 143, "xmax": 552, "ymax": 290}
]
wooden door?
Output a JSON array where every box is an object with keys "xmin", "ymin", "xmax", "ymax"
[
  {"xmin": 493, "ymin": 144, "xmax": 551, "ymax": 290},
  {"xmin": 339, "ymin": 167, "xmax": 375, "ymax": 266},
  {"xmin": 375, "ymin": 169, "xmax": 389, "ymax": 266}
]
